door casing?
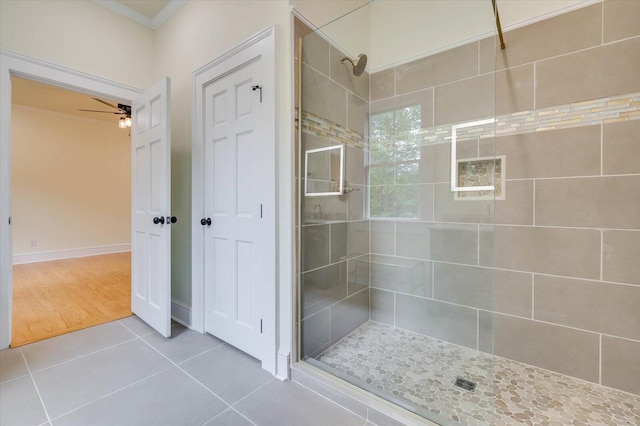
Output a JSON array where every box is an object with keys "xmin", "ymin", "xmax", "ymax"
[
  {"xmin": 191, "ymin": 26, "xmax": 277, "ymax": 375},
  {"xmin": 0, "ymin": 49, "xmax": 143, "ymax": 348}
]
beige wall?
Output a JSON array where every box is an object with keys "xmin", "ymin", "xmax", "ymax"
[
  {"xmin": 11, "ymin": 106, "xmax": 131, "ymax": 255},
  {"xmin": 0, "ymin": 0, "xmax": 156, "ymax": 89},
  {"xmin": 155, "ymin": 0, "xmax": 292, "ymax": 305},
  {"xmin": 1, "ymin": 0, "xmax": 295, "ymax": 309}
]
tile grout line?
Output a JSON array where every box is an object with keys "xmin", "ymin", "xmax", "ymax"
[
  {"xmin": 496, "ymin": 311, "xmax": 640, "ymax": 343},
  {"xmin": 46, "ymin": 320, "xmax": 191, "ymax": 421},
  {"xmin": 49, "ymin": 365, "xmax": 175, "ymax": 422},
  {"xmin": 201, "ymin": 406, "xmax": 258, "ymax": 426},
  {"xmin": 393, "ymin": 220, "xmax": 397, "ymax": 256},
  {"xmin": 301, "ymin": 60, "xmax": 368, "ymax": 105},
  {"xmin": 599, "ymin": 333, "xmax": 603, "ymax": 385},
  {"xmin": 135, "ymin": 335, "xmax": 234, "ymax": 409},
  {"xmin": 19, "ymin": 348, "xmax": 53, "ymax": 425},
  {"xmin": 600, "ymin": 122, "xmax": 604, "ymax": 176},
  {"xmin": 476, "ymin": 40, "xmax": 480, "ymax": 76},
  {"xmin": 393, "ymin": 66, "xmax": 397, "ymax": 97},
  {"xmin": 431, "ymin": 258, "xmax": 435, "ymax": 299},
  {"xmin": 533, "ymin": 61, "xmax": 537, "ymax": 110},
  {"xmin": 393, "ymin": 292, "xmax": 397, "ymax": 327},
  {"xmin": 476, "ymin": 309, "xmax": 480, "ymax": 351},
  {"xmin": 532, "ymin": 179, "xmax": 536, "ymax": 226},
  {"xmin": 367, "ymin": 282, "xmax": 640, "ymax": 344},
  {"xmin": 476, "ymin": 224, "xmax": 480, "ymax": 266},
  {"xmin": 431, "ymin": 76, "xmax": 435, "ymax": 126},
  {"xmin": 292, "ymin": 378, "xmax": 370, "ymax": 424},
  {"xmin": 116, "ymin": 317, "xmax": 157, "ymax": 338},
  {"xmin": 229, "ymin": 377, "xmax": 276, "ymax": 411},
  {"xmin": 600, "ymin": 229, "xmax": 604, "ymax": 281},
  {"xmin": 27, "ymin": 335, "xmax": 140, "ymax": 375},
  {"xmin": 199, "ymin": 378, "xmax": 274, "ymax": 426},
  {"xmin": 531, "ymin": 275, "xmax": 535, "ymax": 319},
  {"xmin": 363, "ymin": 254, "xmax": 636, "ymax": 289},
  {"xmin": 601, "ymin": 1, "xmax": 604, "ymax": 46}
]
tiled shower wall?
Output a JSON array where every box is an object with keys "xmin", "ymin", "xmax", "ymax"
[
  {"xmin": 297, "ymin": 26, "xmax": 371, "ymax": 358},
  {"xmin": 368, "ymin": 0, "xmax": 640, "ymax": 396}
]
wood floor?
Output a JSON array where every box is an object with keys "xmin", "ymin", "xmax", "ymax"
[{"xmin": 11, "ymin": 252, "xmax": 132, "ymax": 347}]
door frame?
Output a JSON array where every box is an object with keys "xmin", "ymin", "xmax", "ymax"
[
  {"xmin": 0, "ymin": 49, "xmax": 143, "ymax": 348},
  {"xmin": 191, "ymin": 26, "xmax": 277, "ymax": 374}
]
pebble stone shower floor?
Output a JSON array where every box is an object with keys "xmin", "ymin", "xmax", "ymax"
[{"xmin": 317, "ymin": 321, "xmax": 640, "ymax": 425}]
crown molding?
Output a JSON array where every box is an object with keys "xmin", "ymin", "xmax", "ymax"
[
  {"xmin": 91, "ymin": 0, "xmax": 187, "ymax": 30},
  {"xmin": 152, "ymin": 0, "xmax": 188, "ymax": 29}
]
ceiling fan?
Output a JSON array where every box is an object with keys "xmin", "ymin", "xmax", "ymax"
[{"xmin": 79, "ymin": 98, "xmax": 132, "ymax": 128}]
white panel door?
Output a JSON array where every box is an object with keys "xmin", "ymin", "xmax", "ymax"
[
  {"xmin": 203, "ymin": 59, "xmax": 266, "ymax": 359},
  {"xmin": 131, "ymin": 77, "xmax": 172, "ymax": 337}
]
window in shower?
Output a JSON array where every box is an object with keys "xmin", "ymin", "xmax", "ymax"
[{"xmin": 369, "ymin": 105, "xmax": 421, "ymax": 218}]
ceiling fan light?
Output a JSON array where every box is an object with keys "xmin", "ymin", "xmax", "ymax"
[
  {"xmin": 118, "ymin": 117, "xmax": 126, "ymax": 128},
  {"xmin": 124, "ymin": 117, "xmax": 132, "ymax": 128}
]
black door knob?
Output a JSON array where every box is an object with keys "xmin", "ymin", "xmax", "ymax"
[
  {"xmin": 200, "ymin": 217, "xmax": 212, "ymax": 226},
  {"xmin": 153, "ymin": 216, "xmax": 165, "ymax": 225},
  {"xmin": 170, "ymin": 216, "xmax": 177, "ymax": 224}
]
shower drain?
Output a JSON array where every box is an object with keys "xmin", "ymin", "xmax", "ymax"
[{"xmin": 454, "ymin": 376, "xmax": 477, "ymax": 392}]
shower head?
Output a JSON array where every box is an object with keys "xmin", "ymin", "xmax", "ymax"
[{"xmin": 340, "ymin": 54, "xmax": 368, "ymax": 76}]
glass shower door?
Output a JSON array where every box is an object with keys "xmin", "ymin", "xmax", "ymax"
[{"xmin": 297, "ymin": 2, "xmax": 498, "ymax": 424}]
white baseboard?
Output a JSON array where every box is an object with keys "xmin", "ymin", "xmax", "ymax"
[
  {"xmin": 276, "ymin": 350, "xmax": 291, "ymax": 381},
  {"xmin": 12, "ymin": 244, "xmax": 131, "ymax": 265},
  {"xmin": 171, "ymin": 300, "xmax": 191, "ymax": 328}
]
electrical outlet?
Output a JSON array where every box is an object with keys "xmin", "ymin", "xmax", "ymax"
[{"xmin": 29, "ymin": 240, "xmax": 37, "ymax": 247}]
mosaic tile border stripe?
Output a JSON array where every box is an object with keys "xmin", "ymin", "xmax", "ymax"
[
  {"xmin": 301, "ymin": 110, "xmax": 366, "ymax": 148},
  {"xmin": 301, "ymin": 92, "xmax": 640, "ymax": 147}
]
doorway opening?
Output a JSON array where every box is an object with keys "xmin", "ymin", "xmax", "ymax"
[{"xmin": 10, "ymin": 77, "xmax": 132, "ymax": 347}]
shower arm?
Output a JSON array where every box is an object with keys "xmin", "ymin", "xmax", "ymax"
[{"xmin": 491, "ymin": 0, "xmax": 506, "ymax": 49}]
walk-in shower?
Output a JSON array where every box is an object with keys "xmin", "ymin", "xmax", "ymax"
[
  {"xmin": 295, "ymin": 1, "xmax": 640, "ymax": 424},
  {"xmin": 296, "ymin": 2, "xmax": 499, "ymax": 423}
]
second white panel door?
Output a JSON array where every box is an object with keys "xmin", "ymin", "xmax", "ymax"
[{"xmin": 203, "ymin": 58, "xmax": 266, "ymax": 360}]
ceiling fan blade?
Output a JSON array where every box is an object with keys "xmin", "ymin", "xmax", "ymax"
[
  {"xmin": 91, "ymin": 98, "xmax": 121, "ymax": 111},
  {"xmin": 78, "ymin": 109, "xmax": 122, "ymax": 114}
]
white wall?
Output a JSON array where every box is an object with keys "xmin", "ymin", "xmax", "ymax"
[
  {"xmin": 11, "ymin": 106, "xmax": 131, "ymax": 256},
  {"xmin": 0, "ymin": 0, "xmax": 155, "ymax": 89}
]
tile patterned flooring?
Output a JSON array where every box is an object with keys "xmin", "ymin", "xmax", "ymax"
[
  {"xmin": 317, "ymin": 321, "xmax": 640, "ymax": 426},
  {"xmin": 4, "ymin": 318, "xmax": 639, "ymax": 425},
  {"xmin": 0, "ymin": 317, "xmax": 372, "ymax": 426}
]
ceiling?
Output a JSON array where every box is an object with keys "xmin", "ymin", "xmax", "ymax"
[{"xmin": 12, "ymin": 77, "xmax": 125, "ymax": 125}]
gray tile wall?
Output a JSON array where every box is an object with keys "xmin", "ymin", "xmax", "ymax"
[
  {"xmin": 299, "ymin": 1, "xmax": 640, "ymax": 397},
  {"xmin": 365, "ymin": 10, "xmax": 502, "ymax": 359},
  {"xmin": 299, "ymin": 28, "xmax": 370, "ymax": 360},
  {"xmin": 488, "ymin": 0, "xmax": 640, "ymax": 395},
  {"xmin": 365, "ymin": 0, "xmax": 640, "ymax": 396}
]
